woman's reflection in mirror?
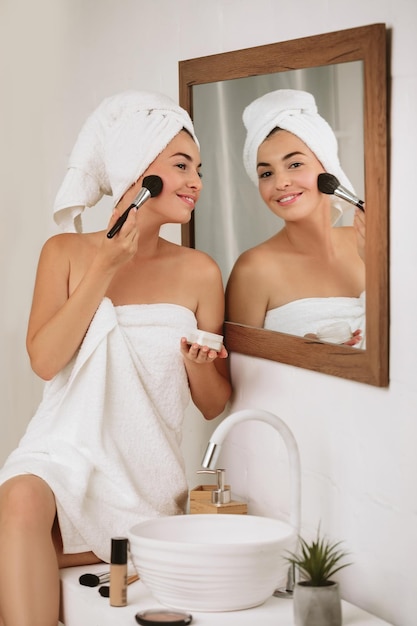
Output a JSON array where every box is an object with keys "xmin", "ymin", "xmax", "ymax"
[{"xmin": 226, "ymin": 89, "xmax": 366, "ymax": 348}]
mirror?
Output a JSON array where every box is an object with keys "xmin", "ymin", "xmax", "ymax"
[
  {"xmin": 179, "ymin": 23, "xmax": 388, "ymax": 387},
  {"xmin": 191, "ymin": 62, "xmax": 365, "ymax": 285}
]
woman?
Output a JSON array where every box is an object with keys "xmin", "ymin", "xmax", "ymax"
[
  {"xmin": 226, "ymin": 89, "xmax": 365, "ymax": 347},
  {"xmin": 0, "ymin": 90, "xmax": 231, "ymax": 626}
]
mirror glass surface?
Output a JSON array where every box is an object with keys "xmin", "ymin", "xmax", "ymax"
[
  {"xmin": 179, "ymin": 24, "xmax": 388, "ymax": 386},
  {"xmin": 192, "ymin": 62, "xmax": 364, "ymax": 289}
]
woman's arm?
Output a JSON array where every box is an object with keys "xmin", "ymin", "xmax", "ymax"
[
  {"xmin": 225, "ymin": 251, "xmax": 269, "ymax": 328},
  {"xmin": 26, "ymin": 208, "xmax": 139, "ymax": 380},
  {"xmin": 181, "ymin": 259, "xmax": 232, "ymax": 421}
]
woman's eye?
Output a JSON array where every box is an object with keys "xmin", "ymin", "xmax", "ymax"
[
  {"xmin": 176, "ymin": 163, "xmax": 186, "ymax": 170},
  {"xmin": 258, "ymin": 171, "xmax": 272, "ymax": 179},
  {"xmin": 289, "ymin": 161, "xmax": 302, "ymax": 169}
]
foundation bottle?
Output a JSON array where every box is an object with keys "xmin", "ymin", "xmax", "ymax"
[{"xmin": 110, "ymin": 536, "xmax": 128, "ymax": 607}]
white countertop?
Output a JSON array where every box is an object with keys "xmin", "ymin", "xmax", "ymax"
[{"xmin": 60, "ymin": 563, "xmax": 392, "ymax": 626}]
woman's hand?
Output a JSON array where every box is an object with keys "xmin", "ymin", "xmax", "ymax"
[
  {"xmin": 343, "ymin": 328, "xmax": 363, "ymax": 346},
  {"xmin": 304, "ymin": 328, "xmax": 363, "ymax": 346},
  {"xmin": 180, "ymin": 338, "xmax": 228, "ymax": 364},
  {"xmin": 96, "ymin": 207, "xmax": 140, "ymax": 271},
  {"xmin": 180, "ymin": 337, "xmax": 231, "ymax": 421}
]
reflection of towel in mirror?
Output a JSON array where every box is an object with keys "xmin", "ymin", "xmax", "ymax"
[
  {"xmin": 0, "ymin": 298, "xmax": 197, "ymax": 561},
  {"xmin": 264, "ymin": 292, "xmax": 366, "ymax": 348}
]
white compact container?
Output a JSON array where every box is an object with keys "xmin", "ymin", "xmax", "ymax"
[
  {"xmin": 187, "ymin": 329, "xmax": 223, "ymax": 351},
  {"xmin": 316, "ymin": 321, "xmax": 352, "ymax": 344}
]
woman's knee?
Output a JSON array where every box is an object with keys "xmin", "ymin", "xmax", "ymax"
[{"xmin": 0, "ymin": 475, "xmax": 56, "ymax": 530}]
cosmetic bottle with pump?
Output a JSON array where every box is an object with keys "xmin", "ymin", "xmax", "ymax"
[
  {"xmin": 110, "ymin": 537, "xmax": 128, "ymax": 607},
  {"xmin": 189, "ymin": 469, "xmax": 247, "ymax": 515}
]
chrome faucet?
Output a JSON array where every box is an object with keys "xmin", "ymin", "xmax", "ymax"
[{"xmin": 201, "ymin": 408, "xmax": 301, "ymax": 594}]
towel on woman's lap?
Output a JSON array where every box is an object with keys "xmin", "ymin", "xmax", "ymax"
[{"xmin": 0, "ymin": 298, "xmax": 196, "ymax": 561}]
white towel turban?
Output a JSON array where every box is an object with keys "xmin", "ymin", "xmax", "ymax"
[
  {"xmin": 53, "ymin": 90, "xmax": 199, "ymax": 232},
  {"xmin": 242, "ymin": 89, "xmax": 355, "ymax": 221}
]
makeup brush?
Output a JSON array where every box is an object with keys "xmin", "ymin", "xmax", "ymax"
[
  {"xmin": 98, "ymin": 573, "xmax": 140, "ymax": 597},
  {"xmin": 79, "ymin": 570, "xmax": 110, "ymax": 587},
  {"xmin": 317, "ymin": 173, "xmax": 364, "ymax": 211},
  {"xmin": 107, "ymin": 174, "xmax": 163, "ymax": 238}
]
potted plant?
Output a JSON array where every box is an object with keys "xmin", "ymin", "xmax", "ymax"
[{"xmin": 285, "ymin": 527, "xmax": 352, "ymax": 626}]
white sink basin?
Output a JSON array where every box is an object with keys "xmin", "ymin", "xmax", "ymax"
[{"xmin": 128, "ymin": 513, "xmax": 296, "ymax": 612}]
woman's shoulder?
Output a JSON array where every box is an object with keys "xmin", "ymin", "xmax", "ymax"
[
  {"xmin": 40, "ymin": 231, "xmax": 99, "ymax": 255},
  {"xmin": 164, "ymin": 239, "xmax": 222, "ymax": 273},
  {"xmin": 232, "ymin": 236, "xmax": 284, "ymax": 275},
  {"xmin": 36, "ymin": 232, "xmax": 100, "ymax": 277}
]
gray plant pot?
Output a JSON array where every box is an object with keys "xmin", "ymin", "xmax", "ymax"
[{"xmin": 293, "ymin": 580, "xmax": 341, "ymax": 626}]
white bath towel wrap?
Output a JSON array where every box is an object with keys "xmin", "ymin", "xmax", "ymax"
[
  {"xmin": 0, "ymin": 298, "xmax": 197, "ymax": 561},
  {"xmin": 264, "ymin": 292, "xmax": 366, "ymax": 348},
  {"xmin": 53, "ymin": 90, "xmax": 199, "ymax": 232}
]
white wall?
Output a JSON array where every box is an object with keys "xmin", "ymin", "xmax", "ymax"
[{"xmin": 1, "ymin": 1, "xmax": 416, "ymax": 625}]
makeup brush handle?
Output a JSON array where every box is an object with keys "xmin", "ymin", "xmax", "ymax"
[
  {"xmin": 107, "ymin": 204, "xmax": 135, "ymax": 239},
  {"xmin": 334, "ymin": 186, "xmax": 365, "ymax": 211}
]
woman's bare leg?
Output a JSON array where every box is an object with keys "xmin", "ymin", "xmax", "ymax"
[
  {"xmin": 52, "ymin": 510, "xmax": 102, "ymax": 625},
  {"xmin": 0, "ymin": 475, "xmax": 101, "ymax": 626},
  {"xmin": 0, "ymin": 475, "xmax": 59, "ymax": 626}
]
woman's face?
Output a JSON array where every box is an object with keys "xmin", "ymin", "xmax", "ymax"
[
  {"xmin": 256, "ymin": 129, "xmax": 328, "ymax": 222},
  {"xmin": 137, "ymin": 130, "xmax": 202, "ymax": 225}
]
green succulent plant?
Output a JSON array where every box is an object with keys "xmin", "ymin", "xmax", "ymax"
[{"xmin": 286, "ymin": 527, "xmax": 352, "ymax": 587}]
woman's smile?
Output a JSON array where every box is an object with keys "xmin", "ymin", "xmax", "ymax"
[
  {"xmin": 177, "ymin": 193, "xmax": 197, "ymax": 208},
  {"xmin": 276, "ymin": 192, "xmax": 302, "ymax": 205}
]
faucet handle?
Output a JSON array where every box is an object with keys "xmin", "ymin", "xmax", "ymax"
[{"xmin": 197, "ymin": 469, "xmax": 231, "ymax": 505}]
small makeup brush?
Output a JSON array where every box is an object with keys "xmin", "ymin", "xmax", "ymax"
[
  {"xmin": 98, "ymin": 573, "xmax": 140, "ymax": 597},
  {"xmin": 317, "ymin": 173, "xmax": 364, "ymax": 211},
  {"xmin": 107, "ymin": 174, "xmax": 163, "ymax": 238},
  {"xmin": 79, "ymin": 570, "xmax": 110, "ymax": 587}
]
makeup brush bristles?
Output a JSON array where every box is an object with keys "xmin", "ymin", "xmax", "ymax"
[
  {"xmin": 317, "ymin": 172, "xmax": 340, "ymax": 195},
  {"xmin": 317, "ymin": 172, "xmax": 365, "ymax": 211},
  {"xmin": 142, "ymin": 174, "xmax": 163, "ymax": 198}
]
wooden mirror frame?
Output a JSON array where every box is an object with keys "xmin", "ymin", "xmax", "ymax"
[{"xmin": 179, "ymin": 23, "xmax": 389, "ymax": 387}]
